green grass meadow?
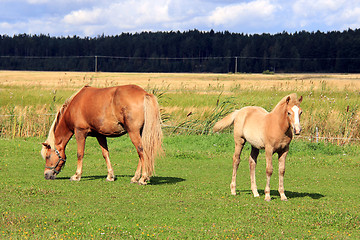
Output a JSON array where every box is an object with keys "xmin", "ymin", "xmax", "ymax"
[
  {"xmin": 1, "ymin": 72, "xmax": 360, "ymax": 239},
  {"xmin": 1, "ymin": 134, "xmax": 359, "ymax": 239}
]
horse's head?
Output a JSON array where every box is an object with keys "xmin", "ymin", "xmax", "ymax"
[
  {"xmin": 41, "ymin": 142, "xmax": 66, "ymax": 180},
  {"xmin": 286, "ymin": 95, "xmax": 303, "ymax": 135}
]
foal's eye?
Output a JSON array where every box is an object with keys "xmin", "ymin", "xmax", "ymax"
[{"xmin": 287, "ymin": 112, "xmax": 291, "ymax": 116}]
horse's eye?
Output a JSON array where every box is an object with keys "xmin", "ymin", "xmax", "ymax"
[{"xmin": 287, "ymin": 112, "xmax": 291, "ymax": 116}]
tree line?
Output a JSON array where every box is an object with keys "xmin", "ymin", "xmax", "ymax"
[{"xmin": 1, "ymin": 29, "xmax": 360, "ymax": 73}]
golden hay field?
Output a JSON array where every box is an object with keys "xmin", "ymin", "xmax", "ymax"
[{"xmin": 2, "ymin": 71, "xmax": 360, "ymax": 92}]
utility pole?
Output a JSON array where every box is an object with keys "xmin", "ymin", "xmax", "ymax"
[{"xmin": 235, "ymin": 56, "xmax": 238, "ymax": 74}]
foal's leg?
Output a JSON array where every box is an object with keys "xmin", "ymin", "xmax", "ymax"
[
  {"xmin": 96, "ymin": 135, "xmax": 115, "ymax": 181},
  {"xmin": 264, "ymin": 147, "xmax": 274, "ymax": 201},
  {"xmin": 70, "ymin": 130, "xmax": 87, "ymax": 181},
  {"xmin": 128, "ymin": 131, "xmax": 148, "ymax": 185},
  {"xmin": 278, "ymin": 148, "xmax": 289, "ymax": 201},
  {"xmin": 230, "ymin": 137, "xmax": 245, "ymax": 195},
  {"xmin": 249, "ymin": 146, "xmax": 260, "ymax": 197}
]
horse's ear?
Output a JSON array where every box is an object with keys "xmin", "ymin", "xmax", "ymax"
[
  {"xmin": 298, "ymin": 96, "xmax": 303, "ymax": 103},
  {"xmin": 286, "ymin": 96, "xmax": 291, "ymax": 104},
  {"xmin": 42, "ymin": 143, "xmax": 51, "ymax": 149}
]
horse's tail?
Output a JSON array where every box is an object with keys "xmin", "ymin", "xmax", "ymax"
[
  {"xmin": 213, "ymin": 110, "xmax": 240, "ymax": 132},
  {"xmin": 142, "ymin": 94, "xmax": 163, "ymax": 177}
]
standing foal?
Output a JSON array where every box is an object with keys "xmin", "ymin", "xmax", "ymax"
[{"xmin": 213, "ymin": 94, "xmax": 303, "ymax": 201}]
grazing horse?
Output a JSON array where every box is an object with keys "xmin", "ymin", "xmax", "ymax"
[
  {"xmin": 213, "ymin": 93, "xmax": 303, "ymax": 201},
  {"xmin": 41, "ymin": 85, "xmax": 163, "ymax": 185}
]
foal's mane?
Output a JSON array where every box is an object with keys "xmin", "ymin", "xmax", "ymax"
[
  {"xmin": 45, "ymin": 87, "xmax": 86, "ymax": 148},
  {"xmin": 273, "ymin": 93, "xmax": 300, "ymax": 112}
]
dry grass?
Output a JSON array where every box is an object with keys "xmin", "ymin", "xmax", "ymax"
[{"xmin": 2, "ymin": 71, "xmax": 360, "ymax": 92}]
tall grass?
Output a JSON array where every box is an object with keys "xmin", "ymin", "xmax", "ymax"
[{"xmin": 1, "ymin": 74, "xmax": 360, "ymax": 144}]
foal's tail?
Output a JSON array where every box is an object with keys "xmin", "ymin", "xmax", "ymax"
[
  {"xmin": 142, "ymin": 94, "xmax": 163, "ymax": 177},
  {"xmin": 213, "ymin": 110, "xmax": 240, "ymax": 132}
]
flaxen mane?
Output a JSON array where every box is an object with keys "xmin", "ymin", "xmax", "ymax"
[
  {"xmin": 45, "ymin": 87, "xmax": 85, "ymax": 149},
  {"xmin": 272, "ymin": 93, "xmax": 299, "ymax": 111}
]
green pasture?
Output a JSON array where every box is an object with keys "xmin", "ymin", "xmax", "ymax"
[{"xmin": 1, "ymin": 135, "xmax": 359, "ymax": 239}]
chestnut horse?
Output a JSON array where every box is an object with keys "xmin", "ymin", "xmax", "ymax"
[
  {"xmin": 213, "ymin": 93, "xmax": 303, "ymax": 201},
  {"xmin": 41, "ymin": 85, "xmax": 163, "ymax": 185}
]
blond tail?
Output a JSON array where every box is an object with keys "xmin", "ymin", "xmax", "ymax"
[
  {"xmin": 213, "ymin": 110, "xmax": 240, "ymax": 132},
  {"xmin": 142, "ymin": 94, "xmax": 163, "ymax": 177}
]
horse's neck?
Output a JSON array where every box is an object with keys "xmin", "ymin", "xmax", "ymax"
[
  {"xmin": 271, "ymin": 103, "xmax": 290, "ymax": 133},
  {"xmin": 54, "ymin": 116, "xmax": 73, "ymax": 151}
]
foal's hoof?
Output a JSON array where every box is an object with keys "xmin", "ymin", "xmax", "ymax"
[{"xmin": 264, "ymin": 196, "xmax": 271, "ymax": 202}]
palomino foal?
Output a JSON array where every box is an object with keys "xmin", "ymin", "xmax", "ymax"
[{"xmin": 213, "ymin": 94, "xmax": 303, "ymax": 201}]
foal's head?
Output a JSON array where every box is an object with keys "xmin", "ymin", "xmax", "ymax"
[
  {"xmin": 285, "ymin": 94, "xmax": 303, "ymax": 135},
  {"xmin": 41, "ymin": 143, "xmax": 66, "ymax": 180}
]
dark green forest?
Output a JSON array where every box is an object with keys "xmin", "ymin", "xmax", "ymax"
[{"xmin": 1, "ymin": 29, "xmax": 360, "ymax": 73}]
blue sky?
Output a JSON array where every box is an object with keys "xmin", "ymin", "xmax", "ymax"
[{"xmin": 1, "ymin": 0, "xmax": 360, "ymax": 36}]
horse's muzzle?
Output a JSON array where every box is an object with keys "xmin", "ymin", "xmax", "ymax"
[
  {"xmin": 44, "ymin": 170, "xmax": 57, "ymax": 180},
  {"xmin": 294, "ymin": 126, "xmax": 302, "ymax": 135}
]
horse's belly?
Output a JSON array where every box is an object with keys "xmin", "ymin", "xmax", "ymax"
[
  {"xmin": 93, "ymin": 121, "xmax": 127, "ymax": 136},
  {"xmin": 243, "ymin": 129, "xmax": 265, "ymax": 149}
]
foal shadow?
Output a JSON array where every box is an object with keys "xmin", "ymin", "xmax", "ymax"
[
  {"xmin": 239, "ymin": 189, "xmax": 324, "ymax": 200},
  {"xmin": 55, "ymin": 175, "xmax": 185, "ymax": 185}
]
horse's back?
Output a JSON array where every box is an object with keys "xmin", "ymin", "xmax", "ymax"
[
  {"xmin": 235, "ymin": 106, "xmax": 268, "ymax": 149},
  {"xmin": 66, "ymin": 85, "xmax": 148, "ymax": 136}
]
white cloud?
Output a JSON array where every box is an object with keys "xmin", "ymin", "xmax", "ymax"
[
  {"xmin": 1, "ymin": 0, "xmax": 360, "ymax": 36},
  {"xmin": 62, "ymin": 0, "xmax": 172, "ymax": 33},
  {"xmin": 208, "ymin": 0, "xmax": 278, "ymax": 26}
]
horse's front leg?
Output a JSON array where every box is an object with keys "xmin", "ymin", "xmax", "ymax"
[
  {"xmin": 278, "ymin": 148, "xmax": 289, "ymax": 201},
  {"xmin": 96, "ymin": 135, "xmax": 115, "ymax": 181},
  {"xmin": 264, "ymin": 147, "xmax": 274, "ymax": 201},
  {"xmin": 70, "ymin": 130, "xmax": 86, "ymax": 181}
]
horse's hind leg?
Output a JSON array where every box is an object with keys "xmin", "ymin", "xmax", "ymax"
[
  {"xmin": 128, "ymin": 131, "xmax": 149, "ymax": 185},
  {"xmin": 230, "ymin": 137, "xmax": 245, "ymax": 195},
  {"xmin": 264, "ymin": 148, "xmax": 274, "ymax": 201},
  {"xmin": 96, "ymin": 135, "xmax": 115, "ymax": 182},
  {"xmin": 249, "ymin": 146, "xmax": 260, "ymax": 197},
  {"xmin": 131, "ymin": 159, "xmax": 142, "ymax": 184}
]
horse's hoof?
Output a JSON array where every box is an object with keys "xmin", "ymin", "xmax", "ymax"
[
  {"xmin": 138, "ymin": 180, "xmax": 148, "ymax": 185},
  {"xmin": 106, "ymin": 177, "xmax": 115, "ymax": 182},
  {"xmin": 70, "ymin": 177, "xmax": 81, "ymax": 181},
  {"xmin": 130, "ymin": 178, "xmax": 138, "ymax": 184}
]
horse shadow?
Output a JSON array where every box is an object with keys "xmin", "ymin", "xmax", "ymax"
[
  {"xmin": 239, "ymin": 189, "xmax": 324, "ymax": 200},
  {"xmin": 56, "ymin": 175, "xmax": 185, "ymax": 185}
]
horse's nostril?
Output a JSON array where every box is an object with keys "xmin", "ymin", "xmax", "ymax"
[{"xmin": 44, "ymin": 171, "xmax": 55, "ymax": 180}]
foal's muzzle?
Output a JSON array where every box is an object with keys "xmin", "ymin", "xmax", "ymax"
[{"xmin": 294, "ymin": 125, "xmax": 302, "ymax": 135}]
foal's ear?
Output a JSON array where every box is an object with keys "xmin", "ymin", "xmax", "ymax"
[
  {"xmin": 286, "ymin": 96, "xmax": 291, "ymax": 104},
  {"xmin": 42, "ymin": 143, "xmax": 51, "ymax": 149},
  {"xmin": 298, "ymin": 96, "xmax": 303, "ymax": 103}
]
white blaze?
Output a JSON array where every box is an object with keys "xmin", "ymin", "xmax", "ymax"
[{"xmin": 292, "ymin": 106, "xmax": 300, "ymax": 125}]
